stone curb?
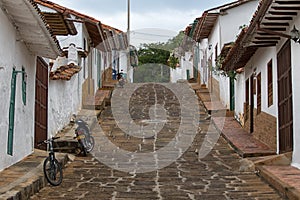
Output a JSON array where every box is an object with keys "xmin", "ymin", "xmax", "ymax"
[
  {"xmin": 0, "ymin": 153, "xmax": 71, "ymax": 200},
  {"xmin": 255, "ymin": 164, "xmax": 300, "ymax": 200}
]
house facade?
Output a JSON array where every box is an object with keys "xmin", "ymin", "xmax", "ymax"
[
  {"xmin": 35, "ymin": 0, "xmax": 128, "ymax": 139},
  {"xmin": 170, "ymin": 51, "xmax": 194, "ymax": 83},
  {"xmin": 186, "ymin": 0, "xmax": 259, "ymax": 109},
  {"xmin": 0, "ymin": 0, "xmax": 60, "ymax": 171},
  {"xmin": 221, "ymin": 0, "xmax": 300, "ymax": 168}
]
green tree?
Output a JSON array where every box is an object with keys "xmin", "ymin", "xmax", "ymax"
[
  {"xmin": 138, "ymin": 43, "xmax": 170, "ymax": 65},
  {"xmin": 134, "ymin": 31, "xmax": 185, "ymax": 83}
]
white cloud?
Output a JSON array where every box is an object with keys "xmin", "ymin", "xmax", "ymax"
[
  {"xmin": 96, "ymin": 8, "xmax": 202, "ymax": 31},
  {"xmin": 93, "ymin": 9, "xmax": 202, "ymax": 46}
]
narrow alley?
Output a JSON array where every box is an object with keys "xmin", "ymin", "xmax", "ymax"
[{"xmin": 30, "ymin": 83, "xmax": 283, "ymax": 200}]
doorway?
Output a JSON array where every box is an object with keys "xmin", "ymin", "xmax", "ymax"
[
  {"xmin": 34, "ymin": 57, "xmax": 48, "ymax": 149},
  {"xmin": 277, "ymin": 40, "xmax": 293, "ymax": 153}
]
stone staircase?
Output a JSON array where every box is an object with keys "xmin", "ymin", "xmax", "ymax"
[{"xmin": 54, "ymin": 88, "xmax": 112, "ymax": 153}]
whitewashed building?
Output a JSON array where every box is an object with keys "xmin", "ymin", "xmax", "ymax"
[
  {"xmin": 170, "ymin": 51, "xmax": 194, "ymax": 83},
  {"xmin": 0, "ymin": 0, "xmax": 61, "ymax": 171},
  {"xmin": 35, "ymin": 0, "xmax": 128, "ymax": 139},
  {"xmin": 187, "ymin": 0, "xmax": 259, "ymax": 109},
  {"xmin": 222, "ymin": 0, "xmax": 300, "ymax": 167}
]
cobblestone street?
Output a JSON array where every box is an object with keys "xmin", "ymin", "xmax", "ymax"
[{"xmin": 30, "ymin": 83, "xmax": 283, "ymax": 199}]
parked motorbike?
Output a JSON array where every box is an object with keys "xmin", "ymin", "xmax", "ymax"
[
  {"xmin": 74, "ymin": 118, "xmax": 95, "ymax": 156},
  {"xmin": 118, "ymin": 77, "xmax": 125, "ymax": 88}
]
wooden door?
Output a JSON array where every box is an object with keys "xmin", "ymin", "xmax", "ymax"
[
  {"xmin": 35, "ymin": 57, "xmax": 48, "ymax": 149},
  {"xmin": 277, "ymin": 40, "xmax": 293, "ymax": 153}
]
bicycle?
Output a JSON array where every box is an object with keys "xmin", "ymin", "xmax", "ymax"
[{"xmin": 38, "ymin": 137, "xmax": 63, "ymax": 186}]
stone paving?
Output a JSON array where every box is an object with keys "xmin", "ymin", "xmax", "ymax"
[{"xmin": 30, "ymin": 83, "xmax": 284, "ymax": 200}]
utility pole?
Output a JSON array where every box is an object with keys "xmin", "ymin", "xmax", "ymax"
[
  {"xmin": 127, "ymin": 0, "xmax": 130, "ymax": 38},
  {"xmin": 127, "ymin": 0, "xmax": 131, "ymax": 82}
]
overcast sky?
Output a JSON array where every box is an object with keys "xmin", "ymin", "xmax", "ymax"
[{"xmin": 50, "ymin": 0, "xmax": 234, "ymax": 45}]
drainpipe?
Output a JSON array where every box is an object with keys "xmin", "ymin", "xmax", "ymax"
[{"xmin": 8, "ymin": 67, "xmax": 27, "ymax": 156}]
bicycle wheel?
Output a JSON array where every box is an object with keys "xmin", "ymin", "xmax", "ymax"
[
  {"xmin": 43, "ymin": 157, "xmax": 63, "ymax": 186},
  {"xmin": 86, "ymin": 136, "xmax": 95, "ymax": 153}
]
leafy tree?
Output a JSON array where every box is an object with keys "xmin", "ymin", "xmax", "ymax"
[
  {"xmin": 138, "ymin": 44, "xmax": 170, "ymax": 65},
  {"xmin": 134, "ymin": 63, "xmax": 170, "ymax": 83},
  {"xmin": 133, "ymin": 31, "xmax": 185, "ymax": 83}
]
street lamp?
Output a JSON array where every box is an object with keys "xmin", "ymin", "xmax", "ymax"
[{"xmin": 291, "ymin": 25, "xmax": 300, "ymax": 43}]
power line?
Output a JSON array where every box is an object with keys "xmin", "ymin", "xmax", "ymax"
[{"xmin": 131, "ymin": 31, "xmax": 175, "ymax": 38}]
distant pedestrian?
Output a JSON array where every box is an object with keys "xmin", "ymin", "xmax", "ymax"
[
  {"xmin": 112, "ymin": 68, "xmax": 117, "ymax": 80},
  {"xmin": 117, "ymin": 70, "xmax": 125, "ymax": 88},
  {"xmin": 117, "ymin": 69, "xmax": 124, "ymax": 80}
]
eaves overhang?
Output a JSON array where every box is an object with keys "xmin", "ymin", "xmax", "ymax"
[
  {"xmin": 0, "ymin": 0, "xmax": 61, "ymax": 59},
  {"xmin": 222, "ymin": 0, "xmax": 300, "ymax": 71},
  {"xmin": 193, "ymin": 0, "xmax": 255, "ymax": 42},
  {"xmin": 34, "ymin": 0, "xmax": 107, "ymax": 50}
]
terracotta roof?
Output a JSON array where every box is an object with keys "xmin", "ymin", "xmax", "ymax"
[
  {"xmin": 0, "ymin": 0, "xmax": 61, "ymax": 58},
  {"xmin": 50, "ymin": 63, "xmax": 81, "ymax": 80},
  {"xmin": 192, "ymin": 0, "xmax": 254, "ymax": 41},
  {"xmin": 220, "ymin": 42, "xmax": 235, "ymax": 59},
  {"xmin": 222, "ymin": 28, "xmax": 258, "ymax": 70},
  {"xmin": 34, "ymin": 0, "xmax": 105, "ymax": 50},
  {"xmin": 34, "ymin": 0, "xmax": 126, "ymax": 51},
  {"xmin": 102, "ymin": 24, "xmax": 123, "ymax": 34},
  {"xmin": 222, "ymin": 0, "xmax": 300, "ymax": 71},
  {"xmin": 184, "ymin": 25, "xmax": 192, "ymax": 36},
  {"xmin": 34, "ymin": 0, "xmax": 99, "ymax": 23},
  {"xmin": 39, "ymin": 12, "xmax": 77, "ymax": 36}
]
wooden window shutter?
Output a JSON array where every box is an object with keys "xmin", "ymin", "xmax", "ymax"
[
  {"xmin": 257, "ymin": 73, "xmax": 262, "ymax": 114},
  {"xmin": 244, "ymin": 78, "xmax": 250, "ymax": 121},
  {"xmin": 267, "ymin": 60, "xmax": 273, "ymax": 107}
]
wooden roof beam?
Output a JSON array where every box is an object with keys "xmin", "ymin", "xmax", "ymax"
[
  {"xmin": 268, "ymin": 11, "xmax": 298, "ymax": 15},
  {"xmin": 275, "ymin": 0, "xmax": 300, "ymax": 4},
  {"xmin": 265, "ymin": 16, "xmax": 293, "ymax": 20},
  {"xmin": 261, "ymin": 22, "xmax": 289, "ymax": 26},
  {"xmin": 257, "ymin": 24, "xmax": 291, "ymax": 39},
  {"xmin": 271, "ymin": 6, "xmax": 300, "ymax": 10}
]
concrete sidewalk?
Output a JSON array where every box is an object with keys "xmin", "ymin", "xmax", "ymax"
[
  {"xmin": 191, "ymin": 83, "xmax": 300, "ymax": 199},
  {"xmin": 0, "ymin": 150, "xmax": 72, "ymax": 200},
  {"xmin": 0, "ymin": 91, "xmax": 108, "ymax": 200},
  {"xmin": 212, "ymin": 116, "xmax": 300, "ymax": 199},
  {"xmin": 212, "ymin": 116, "xmax": 276, "ymax": 157}
]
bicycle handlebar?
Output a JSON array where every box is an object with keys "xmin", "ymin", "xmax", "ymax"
[{"xmin": 37, "ymin": 136, "xmax": 60, "ymax": 145}]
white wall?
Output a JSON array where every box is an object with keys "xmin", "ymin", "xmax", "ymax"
[
  {"xmin": 48, "ymin": 23, "xmax": 88, "ymax": 136},
  {"xmin": 48, "ymin": 72, "xmax": 83, "ymax": 137},
  {"xmin": 237, "ymin": 48, "xmax": 278, "ymax": 118},
  {"xmin": 291, "ymin": 17, "xmax": 300, "ymax": 168},
  {"xmin": 119, "ymin": 50, "xmax": 128, "ymax": 72},
  {"xmin": 207, "ymin": 0, "xmax": 259, "ymax": 108},
  {"xmin": 170, "ymin": 52, "xmax": 193, "ymax": 83},
  {"xmin": 220, "ymin": 0, "xmax": 259, "ymax": 45},
  {"xmin": 0, "ymin": 9, "xmax": 37, "ymax": 171},
  {"xmin": 119, "ymin": 50, "xmax": 129, "ymax": 80},
  {"xmin": 57, "ymin": 22, "xmax": 84, "ymax": 49},
  {"xmin": 170, "ymin": 67, "xmax": 183, "ymax": 83},
  {"xmin": 208, "ymin": 21, "xmax": 230, "ymax": 107},
  {"xmin": 234, "ymin": 71, "xmax": 245, "ymax": 118},
  {"xmin": 199, "ymin": 39, "xmax": 208, "ymax": 86}
]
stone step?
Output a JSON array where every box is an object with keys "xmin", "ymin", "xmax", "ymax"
[
  {"xmin": 0, "ymin": 150, "xmax": 72, "ymax": 200},
  {"xmin": 53, "ymin": 140, "xmax": 78, "ymax": 154}
]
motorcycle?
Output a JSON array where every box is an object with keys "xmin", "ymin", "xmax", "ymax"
[
  {"xmin": 118, "ymin": 77, "xmax": 125, "ymax": 88},
  {"xmin": 74, "ymin": 118, "xmax": 95, "ymax": 156}
]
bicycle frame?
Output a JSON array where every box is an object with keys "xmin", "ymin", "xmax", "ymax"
[{"xmin": 47, "ymin": 138, "xmax": 56, "ymax": 161}]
